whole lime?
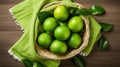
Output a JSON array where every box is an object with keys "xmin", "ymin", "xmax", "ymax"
[
  {"xmin": 68, "ymin": 33, "xmax": 82, "ymax": 48},
  {"xmin": 54, "ymin": 25, "xmax": 70, "ymax": 40},
  {"xmin": 43, "ymin": 17, "xmax": 58, "ymax": 32},
  {"xmin": 50, "ymin": 40, "xmax": 68, "ymax": 54},
  {"xmin": 54, "ymin": 5, "xmax": 69, "ymax": 21},
  {"xmin": 68, "ymin": 16, "xmax": 84, "ymax": 32},
  {"xmin": 37, "ymin": 33, "xmax": 52, "ymax": 48}
]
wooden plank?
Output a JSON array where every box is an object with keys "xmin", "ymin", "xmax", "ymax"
[{"xmin": 0, "ymin": 0, "xmax": 22, "ymax": 4}]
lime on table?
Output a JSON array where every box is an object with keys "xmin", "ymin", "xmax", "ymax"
[
  {"xmin": 54, "ymin": 25, "xmax": 70, "ymax": 40},
  {"xmin": 68, "ymin": 16, "xmax": 84, "ymax": 32},
  {"xmin": 37, "ymin": 33, "xmax": 52, "ymax": 48},
  {"xmin": 68, "ymin": 33, "xmax": 82, "ymax": 48},
  {"xmin": 50, "ymin": 40, "xmax": 68, "ymax": 55},
  {"xmin": 54, "ymin": 5, "xmax": 69, "ymax": 21},
  {"xmin": 43, "ymin": 17, "xmax": 58, "ymax": 32}
]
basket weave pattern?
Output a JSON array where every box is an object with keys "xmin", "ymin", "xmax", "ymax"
[{"xmin": 35, "ymin": 2, "xmax": 90, "ymax": 60}]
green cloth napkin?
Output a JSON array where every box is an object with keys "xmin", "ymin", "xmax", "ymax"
[
  {"xmin": 9, "ymin": 0, "xmax": 101, "ymax": 67},
  {"xmin": 9, "ymin": 0, "xmax": 72, "ymax": 67},
  {"xmin": 81, "ymin": 16, "xmax": 101, "ymax": 56}
]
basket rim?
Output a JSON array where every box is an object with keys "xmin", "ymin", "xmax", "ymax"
[{"xmin": 35, "ymin": 1, "xmax": 90, "ymax": 60}]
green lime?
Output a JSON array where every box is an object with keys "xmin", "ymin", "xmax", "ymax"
[
  {"xmin": 50, "ymin": 40, "xmax": 68, "ymax": 54},
  {"xmin": 37, "ymin": 33, "xmax": 52, "ymax": 48},
  {"xmin": 68, "ymin": 16, "xmax": 84, "ymax": 32},
  {"xmin": 43, "ymin": 17, "xmax": 58, "ymax": 32},
  {"xmin": 54, "ymin": 5, "xmax": 69, "ymax": 21},
  {"xmin": 54, "ymin": 25, "xmax": 70, "ymax": 40},
  {"xmin": 68, "ymin": 33, "xmax": 82, "ymax": 48}
]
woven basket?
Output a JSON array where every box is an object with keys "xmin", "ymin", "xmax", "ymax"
[{"xmin": 35, "ymin": 1, "xmax": 90, "ymax": 60}]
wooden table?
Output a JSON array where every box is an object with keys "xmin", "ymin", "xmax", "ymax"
[{"xmin": 0, "ymin": 0, "xmax": 120, "ymax": 67}]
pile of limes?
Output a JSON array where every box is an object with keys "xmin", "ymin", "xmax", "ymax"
[{"xmin": 37, "ymin": 5, "xmax": 84, "ymax": 55}]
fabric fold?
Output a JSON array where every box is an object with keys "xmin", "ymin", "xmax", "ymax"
[
  {"xmin": 80, "ymin": 16, "xmax": 101, "ymax": 56},
  {"xmin": 9, "ymin": 0, "xmax": 101, "ymax": 67},
  {"xmin": 8, "ymin": 0, "xmax": 63, "ymax": 67}
]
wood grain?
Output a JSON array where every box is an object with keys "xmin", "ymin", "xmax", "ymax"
[{"xmin": 0, "ymin": 0, "xmax": 120, "ymax": 67}]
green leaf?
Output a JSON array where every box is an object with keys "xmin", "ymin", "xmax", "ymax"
[
  {"xmin": 76, "ymin": 8, "xmax": 90, "ymax": 16},
  {"xmin": 98, "ymin": 35, "xmax": 109, "ymax": 51},
  {"xmin": 70, "ymin": 8, "xmax": 90, "ymax": 16},
  {"xmin": 99, "ymin": 22, "xmax": 113, "ymax": 32},
  {"xmin": 33, "ymin": 61, "xmax": 44, "ymax": 67},
  {"xmin": 88, "ymin": 5, "xmax": 105, "ymax": 15},
  {"xmin": 22, "ymin": 59, "xmax": 33, "ymax": 67},
  {"xmin": 38, "ymin": 22, "xmax": 44, "ymax": 34},
  {"xmin": 37, "ymin": 11, "xmax": 53, "ymax": 24},
  {"xmin": 72, "ymin": 55, "xmax": 86, "ymax": 67},
  {"xmin": 69, "ymin": 7, "xmax": 79, "ymax": 16}
]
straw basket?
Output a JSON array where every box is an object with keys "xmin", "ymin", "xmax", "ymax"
[{"xmin": 35, "ymin": 1, "xmax": 90, "ymax": 60}]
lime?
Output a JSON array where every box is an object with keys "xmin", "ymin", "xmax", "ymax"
[
  {"xmin": 50, "ymin": 40, "xmax": 68, "ymax": 54},
  {"xmin": 54, "ymin": 5, "xmax": 69, "ymax": 21},
  {"xmin": 68, "ymin": 33, "xmax": 82, "ymax": 48},
  {"xmin": 43, "ymin": 17, "xmax": 58, "ymax": 32},
  {"xmin": 54, "ymin": 25, "xmax": 70, "ymax": 40},
  {"xmin": 37, "ymin": 33, "xmax": 52, "ymax": 48},
  {"xmin": 68, "ymin": 16, "xmax": 84, "ymax": 32}
]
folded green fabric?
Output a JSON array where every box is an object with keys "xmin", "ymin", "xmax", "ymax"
[
  {"xmin": 8, "ymin": 0, "xmax": 73, "ymax": 67},
  {"xmin": 9, "ymin": 0, "xmax": 101, "ymax": 67},
  {"xmin": 81, "ymin": 16, "xmax": 101, "ymax": 56}
]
